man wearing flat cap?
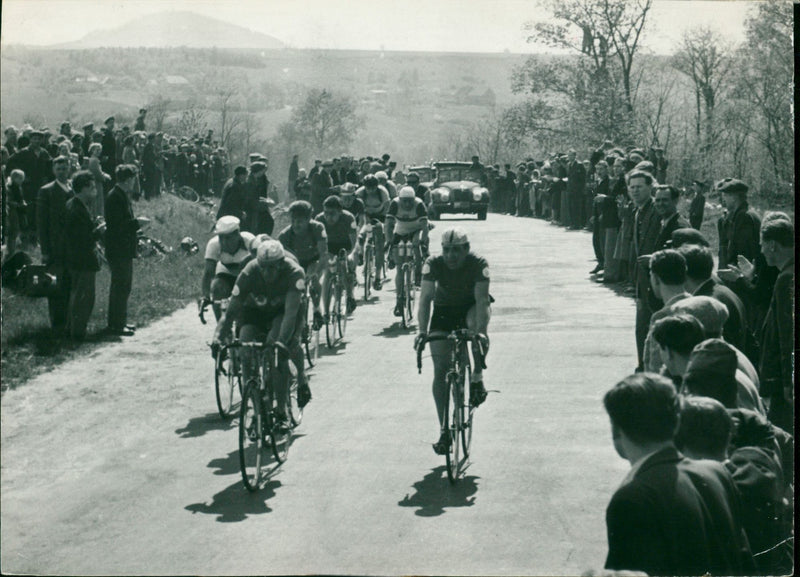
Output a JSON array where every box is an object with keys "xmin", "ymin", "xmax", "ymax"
[
  {"xmin": 244, "ymin": 161, "xmax": 274, "ymax": 235},
  {"xmin": 6, "ymin": 130, "xmax": 53, "ymax": 243},
  {"xmin": 310, "ymin": 160, "xmax": 334, "ymax": 215},
  {"xmin": 688, "ymin": 180, "xmax": 706, "ymax": 230},
  {"xmin": 716, "ymin": 179, "xmax": 761, "ymax": 269},
  {"xmin": 101, "ymin": 116, "xmax": 117, "ymax": 179}
]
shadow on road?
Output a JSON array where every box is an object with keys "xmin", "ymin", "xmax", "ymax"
[
  {"xmin": 373, "ymin": 323, "xmax": 416, "ymax": 339},
  {"xmin": 175, "ymin": 412, "xmax": 236, "ymax": 438},
  {"xmin": 185, "ymin": 478, "xmax": 282, "ymax": 522},
  {"xmin": 398, "ymin": 465, "xmax": 478, "ymax": 517}
]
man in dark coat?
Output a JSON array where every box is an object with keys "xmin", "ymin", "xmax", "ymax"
[
  {"xmin": 565, "ymin": 149, "xmax": 586, "ymax": 229},
  {"xmin": 716, "ymin": 179, "xmax": 761, "ymax": 269},
  {"xmin": 288, "ymin": 154, "xmax": 299, "ymax": 197},
  {"xmin": 140, "ymin": 133, "xmax": 159, "ymax": 200},
  {"xmin": 603, "ymin": 373, "xmax": 755, "ymax": 576},
  {"xmin": 688, "ymin": 179, "xmax": 706, "ymax": 230},
  {"xmin": 7, "ymin": 130, "xmax": 52, "ymax": 242},
  {"xmin": 217, "ymin": 166, "xmax": 249, "ymax": 222},
  {"xmin": 104, "ymin": 165, "xmax": 140, "ymax": 336},
  {"xmin": 100, "ymin": 116, "xmax": 117, "ymax": 178},
  {"xmin": 36, "ymin": 155, "xmax": 74, "ymax": 334},
  {"xmin": 758, "ymin": 218, "xmax": 794, "ymax": 432},
  {"xmin": 65, "ymin": 171, "xmax": 102, "ymax": 340},
  {"xmin": 310, "ymin": 160, "xmax": 334, "ymax": 215},
  {"xmin": 653, "ymin": 185, "xmax": 690, "ymax": 250},
  {"xmin": 244, "ymin": 161, "xmax": 274, "ymax": 235}
]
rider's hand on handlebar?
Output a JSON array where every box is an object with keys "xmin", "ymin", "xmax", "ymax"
[
  {"xmin": 210, "ymin": 338, "xmax": 222, "ymax": 358},
  {"xmin": 414, "ymin": 332, "xmax": 427, "ymax": 351},
  {"xmin": 476, "ymin": 333, "xmax": 490, "ymax": 352}
]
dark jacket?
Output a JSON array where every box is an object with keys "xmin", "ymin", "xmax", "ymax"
[
  {"xmin": 758, "ymin": 258, "xmax": 793, "ymax": 400},
  {"xmin": 104, "ymin": 185, "xmax": 139, "ymax": 260},
  {"xmin": 65, "ymin": 196, "xmax": 101, "ymax": 271},
  {"xmin": 605, "ymin": 447, "xmax": 755, "ymax": 576},
  {"xmin": 655, "ymin": 211, "xmax": 690, "ymax": 252},
  {"xmin": 7, "ymin": 146, "xmax": 52, "ymax": 203},
  {"xmin": 217, "ymin": 178, "xmax": 248, "ymax": 221},
  {"xmin": 37, "ymin": 180, "xmax": 74, "ymax": 265},
  {"xmin": 689, "ymin": 192, "xmax": 705, "ymax": 230},
  {"xmin": 718, "ymin": 202, "xmax": 761, "ymax": 268},
  {"xmin": 101, "ymin": 129, "xmax": 117, "ymax": 174},
  {"xmin": 693, "ymin": 277, "xmax": 748, "ymax": 352},
  {"xmin": 633, "ymin": 198, "xmax": 661, "ymax": 299}
]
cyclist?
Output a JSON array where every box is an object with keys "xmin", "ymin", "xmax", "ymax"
[
  {"xmin": 374, "ymin": 170, "xmax": 397, "ymax": 199},
  {"xmin": 404, "ymin": 171, "xmax": 430, "ymax": 204},
  {"xmin": 212, "ymin": 239, "xmax": 312, "ymax": 428},
  {"xmin": 316, "ymin": 195, "xmax": 359, "ymax": 315},
  {"xmin": 415, "ymin": 227, "xmax": 491, "ymax": 455},
  {"xmin": 386, "ymin": 186, "xmax": 429, "ymax": 317},
  {"xmin": 339, "ymin": 182, "xmax": 365, "ymax": 227},
  {"xmin": 355, "ymin": 174, "xmax": 390, "ymax": 290},
  {"xmin": 201, "ymin": 215, "xmax": 257, "ymax": 321},
  {"xmin": 277, "ymin": 200, "xmax": 328, "ymax": 330}
]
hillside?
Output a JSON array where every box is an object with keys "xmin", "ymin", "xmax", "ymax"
[{"xmin": 53, "ymin": 11, "xmax": 285, "ymax": 50}]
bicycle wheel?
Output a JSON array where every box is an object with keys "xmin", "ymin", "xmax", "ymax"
[
  {"xmin": 363, "ymin": 244, "xmax": 373, "ymax": 301},
  {"xmin": 265, "ymin": 373, "xmax": 291, "ymax": 463},
  {"xmin": 288, "ymin": 359, "xmax": 303, "ymax": 427},
  {"xmin": 214, "ymin": 346, "xmax": 240, "ymax": 419},
  {"xmin": 303, "ymin": 298, "xmax": 319, "ymax": 368},
  {"xmin": 404, "ymin": 264, "xmax": 415, "ymax": 325},
  {"xmin": 445, "ymin": 372, "xmax": 461, "ymax": 484},
  {"xmin": 335, "ymin": 279, "xmax": 347, "ymax": 340},
  {"xmin": 239, "ymin": 381, "xmax": 265, "ymax": 492},
  {"xmin": 460, "ymin": 358, "xmax": 474, "ymax": 459}
]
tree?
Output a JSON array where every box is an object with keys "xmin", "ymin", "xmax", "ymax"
[
  {"xmin": 146, "ymin": 94, "xmax": 171, "ymax": 133},
  {"xmin": 277, "ymin": 89, "xmax": 362, "ymax": 157}
]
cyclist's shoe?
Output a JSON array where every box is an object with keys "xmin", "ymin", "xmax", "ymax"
[
  {"xmin": 246, "ymin": 420, "xmax": 260, "ymax": 442},
  {"xmin": 432, "ymin": 431, "xmax": 452, "ymax": 455},
  {"xmin": 387, "ymin": 256, "xmax": 396, "ymax": 270},
  {"xmin": 298, "ymin": 383, "xmax": 312, "ymax": 408},
  {"xmin": 312, "ymin": 311, "xmax": 324, "ymax": 331},
  {"xmin": 393, "ymin": 302, "xmax": 403, "ymax": 317},
  {"xmin": 470, "ymin": 379, "xmax": 488, "ymax": 408},
  {"xmin": 323, "ymin": 313, "xmax": 330, "ymax": 325},
  {"xmin": 347, "ymin": 296, "xmax": 357, "ymax": 314},
  {"xmin": 273, "ymin": 411, "xmax": 292, "ymax": 433},
  {"xmin": 373, "ymin": 278, "xmax": 382, "ymax": 291},
  {"xmin": 357, "ymin": 253, "xmax": 364, "ymax": 266}
]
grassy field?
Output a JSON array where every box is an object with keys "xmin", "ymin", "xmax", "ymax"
[{"xmin": 0, "ymin": 192, "xmax": 290, "ymax": 392}]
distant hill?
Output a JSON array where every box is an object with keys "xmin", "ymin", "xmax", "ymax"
[{"xmin": 52, "ymin": 11, "xmax": 285, "ymax": 50}]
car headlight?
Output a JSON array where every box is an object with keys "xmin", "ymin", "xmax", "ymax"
[
  {"xmin": 472, "ymin": 188, "xmax": 487, "ymax": 201},
  {"xmin": 435, "ymin": 188, "xmax": 449, "ymax": 202}
]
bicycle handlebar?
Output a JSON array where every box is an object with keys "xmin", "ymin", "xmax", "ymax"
[{"xmin": 415, "ymin": 329, "xmax": 488, "ymax": 374}]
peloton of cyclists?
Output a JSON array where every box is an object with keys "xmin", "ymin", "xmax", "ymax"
[
  {"xmin": 385, "ymin": 186, "xmax": 429, "ymax": 317},
  {"xmin": 415, "ymin": 227, "xmax": 490, "ymax": 455}
]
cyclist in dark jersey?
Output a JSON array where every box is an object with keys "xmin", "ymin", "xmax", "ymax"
[
  {"xmin": 277, "ymin": 200, "xmax": 328, "ymax": 330},
  {"xmin": 415, "ymin": 227, "xmax": 491, "ymax": 454},
  {"xmin": 212, "ymin": 239, "xmax": 312, "ymax": 427},
  {"xmin": 316, "ymin": 195, "xmax": 358, "ymax": 315},
  {"xmin": 356, "ymin": 174, "xmax": 390, "ymax": 289}
]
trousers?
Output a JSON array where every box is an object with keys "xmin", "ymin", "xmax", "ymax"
[{"xmin": 107, "ymin": 257, "xmax": 133, "ymax": 330}]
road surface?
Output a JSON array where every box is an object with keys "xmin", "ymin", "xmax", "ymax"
[{"xmin": 2, "ymin": 213, "xmax": 636, "ymax": 575}]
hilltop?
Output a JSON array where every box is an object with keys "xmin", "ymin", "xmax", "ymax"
[{"xmin": 52, "ymin": 10, "xmax": 285, "ymax": 50}]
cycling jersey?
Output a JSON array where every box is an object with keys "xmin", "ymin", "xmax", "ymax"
[
  {"xmin": 356, "ymin": 185, "xmax": 390, "ymax": 219},
  {"xmin": 422, "ymin": 253, "xmax": 490, "ymax": 307},
  {"xmin": 340, "ymin": 197, "xmax": 365, "ymax": 222},
  {"xmin": 316, "ymin": 210, "xmax": 357, "ymax": 253},
  {"xmin": 233, "ymin": 256, "xmax": 305, "ymax": 319},
  {"xmin": 204, "ymin": 231, "xmax": 256, "ymax": 276},
  {"xmin": 387, "ymin": 197, "xmax": 427, "ymax": 236},
  {"xmin": 278, "ymin": 220, "xmax": 327, "ymax": 268}
]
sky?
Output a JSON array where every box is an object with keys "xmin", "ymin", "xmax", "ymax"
[{"xmin": 0, "ymin": 0, "xmax": 755, "ymax": 53}]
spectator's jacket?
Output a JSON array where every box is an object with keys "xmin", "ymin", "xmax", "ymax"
[
  {"xmin": 605, "ymin": 446, "xmax": 755, "ymax": 576},
  {"xmin": 632, "ymin": 198, "xmax": 661, "ymax": 299},
  {"xmin": 566, "ymin": 161, "xmax": 586, "ymax": 194},
  {"xmin": 104, "ymin": 185, "xmax": 139, "ymax": 260},
  {"xmin": 693, "ymin": 278, "xmax": 748, "ymax": 352},
  {"xmin": 603, "ymin": 175, "xmax": 625, "ymax": 229},
  {"xmin": 759, "ymin": 258, "xmax": 794, "ymax": 400},
  {"xmin": 717, "ymin": 202, "xmax": 761, "ymax": 268},
  {"xmin": 7, "ymin": 146, "xmax": 52, "ymax": 201},
  {"xmin": 65, "ymin": 196, "xmax": 101, "ymax": 272},
  {"xmin": 37, "ymin": 180, "xmax": 74, "ymax": 265},
  {"xmin": 689, "ymin": 193, "xmax": 705, "ymax": 230},
  {"xmin": 217, "ymin": 178, "xmax": 248, "ymax": 222},
  {"xmin": 101, "ymin": 129, "xmax": 117, "ymax": 173},
  {"xmin": 654, "ymin": 211, "xmax": 689, "ymax": 252}
]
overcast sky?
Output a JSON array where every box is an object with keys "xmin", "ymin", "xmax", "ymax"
[{"xmin": 1, "ymin": 0, "xmax": 754, "ymax": 53}]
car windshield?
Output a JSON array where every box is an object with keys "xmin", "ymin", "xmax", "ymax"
[
  {"xmin": 437, "ymin": 166, "xmax": 481, "ymax": 183},
  {"xmin": 415, "ymin": 168, "xmax": 433, "ymax": 181}
]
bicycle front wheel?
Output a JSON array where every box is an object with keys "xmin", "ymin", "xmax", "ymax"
[
  {"xmin": 265, "ymin": 379, "xmax": 291, "ymax": 464},
  {"xmin": 404, "ymin": 265, "xmax": 415, "ymax": 326},
  {"xmin": 288, "ymin": 359, "xmax": 303, "ymax": 427},
  {"xmin": 214, "ymin": 346, "xmax": 240, "ymax": 419},
  {"xmin": 445, "ymin": 373, "xmax": 461, "ymax": 484},
  {"xmin": 239, "ymin": 381, "xmax": 265, "ymax": 492},
  {"xmin": 335, "ymin": 280, "xmax": 347, "ymax": 340},
  {"xmin": 363, "ymin": 244, "xmax": 373, "ymax": 301},
  {"xmin": 460, "ymin": 363, "xmax": 474, "ymax": 459}
]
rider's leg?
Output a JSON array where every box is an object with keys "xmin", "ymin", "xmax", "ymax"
[
  {"xmin": 393, "ymin": 244, "xmax": 404, "ymax": 305},
  {"xmin": 320, "ymin": 258, "xmax": 333, "ymax": 317},
  {"xmin": 429, "ymin": 339, "xmax": 450, "ymax": 430},
  {"xmin": 373, "ymin": 223, "xmax": 385, "ymax": 282},
  {"xmin": 266, "ymin": 315, "xmax": 290, "ymax": 418},
  {"xmin": 308, "ymin": 261, "xmax": 323, "ymax": 313},
  {"xmin": 466, "ymin": 305, "xmax": 491, "ymax": 390},
  {"xmin": 239, "ymin": 323, "xmax": 267, "ymax": 388}
]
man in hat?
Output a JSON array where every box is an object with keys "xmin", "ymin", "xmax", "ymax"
[
  {"xmin": 688, "ymin": 180, "xmax": 706, "ymax": 230},
  {"xmin": 134, "ymin": 108, "xmax": 147, "ymax": 132},
  {"xmin": 245, "ymin": 160, "xmax": 274, "ymax": 235},
  {"xmin": 716, "ymin": 179, "xmax": 760, "ymax": 269},
  {"xmin": 288, "ymin": 154, "xmax": 299, "ymax": 198},
  {"xmin": 7, "ymin": 130, "xmax": 53, "ymax": 244},
  {"xmin": 310, "ymin": 160, "xmax": 334, "ymax": 215},
  {"xmin": 37, "ymin": 155, "xmax": 74, "ymax": 334},
  {"xmin": 308, "ymin": 159, "xmax": 322, "ymax": 179},
  {"xmin": 217, "ymin": 166, "xmax": 249, "ymax": 222},
  {"xmin": 101, "ymin": 116, "xmax": 117, "ymax": 178},
  {"xmin": 81, "ymin": 123, "xmax": 94, "ymax": 156}
]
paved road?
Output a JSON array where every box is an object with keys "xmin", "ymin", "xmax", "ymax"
[{"xmin": 2, "ymin": 214, "xmax": 636, "ymax": 575}]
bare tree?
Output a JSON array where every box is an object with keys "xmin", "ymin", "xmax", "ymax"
[
  {"xmin": 277, "ymin": 89, "xmax": 362, "ymax": 157},
  {"xmin": 146, "ymin": 94, "xmax": 171, "ymax": 133}
]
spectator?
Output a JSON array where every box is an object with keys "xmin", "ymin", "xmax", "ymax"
[
  {"xmin": 4, "ymin": 125, "xmax": 19, "ymax": 156},
  {"xmin": 141, "ymin": 133, "xmax": 159, "ymax": 200},
  {"xmin": 308, "ymin": 158, "xmax": 322, "ymax": 179},
  {"xmin": 6, "ymin": 130, "xmax": 53, "ymax": 245},
  {"xmin": 245, "ymin": 161, "xmax": 274, "ymax": 235},
  {"xmin": 652, "ymin": 147, "xmax": 668, "ymax": 183},
  {"xmin": 602, "ymin": 373, "xmax": 755, "ymax": 576},
  {"xmin": 104, "ymin": 164, "xmax": 140, "ymax": 337},
  {"xmin": 565, "ymin": 150, "xmax": 586, "ymax": 229},
  {"xmin": 651, "ymin": 313, "xmax": 706, "ymax": 385},
  {"xmin": 589, "ymin": 160, "xmax": 609, "ymax": 274},
  {"xmin": 294, "ymin": 168, "xmax": 311, "ymax": 202},
  {"xmin": 501, "ymin": 163, "xmax": 517, "ymax": 215},
  {"xmin": 217, "ymin": 165, "xmax": 249, "ymax": 222},
  {"xmin": 670, "ymin": 227, "xmax": 709, "ymax": 249},
  {"xmin": 100, "ymin": 116, "xmax": 117, "ymax": 178},
  {"xmin": 5, "ymin": 169, "xmax": 27, "ymax": 255},
  {"xmin": 515, "ymin": 163, "xmax": 532, "ymax": 217},
  {"xmin": 675, "ymin": 395, "xmax": 733, "ymax": 462},
  {"xmin": 86, "ymin": 142, "xmax": 110, "ymax": 218},
  {"xmin": 642, "ymin": 250, "xmax": 691, "ymax": 372},
  {"xmin": 716, "ymin": 178, "xmax": 761, "ymax": 269},
  {"xmin": 310, "ymin": 160, "xmax": 334, "ymax": 215},
  {"xmin": 757, "ymin": 217, "xmax": 794, "ymax": 432},
  {"xmin": 64, "ymin": 171, "xmax": 102, "ymax": 341},
  {"xmin": 134, "ymin": 108, "xmax": 147, "ymax": 132},
  {"xmin": 628, "ymin": 170, "xmax": 661, "ymax": 370},
  {"xmin": 604, "ymin": 157, "xmax": 627, "ymax": 284},
  {"xmin": 288, "ymin": 154, "xmax": 299, "ymax": 197},
  {"xmin": 36, "ymin": 155, "xmax": 74, "ymax": 335},
  {"xmin": 688, "ymin": 180, "xmax": 706, "ymax": 230},
  {"xmin": 680, "ymin": 244, "xmax": 748, "ymax": 352},
  {"xmin": 80, "ymin": 123, "xmax": 93, "ymax": 157},
  {"xmin": 653, "ymin": 185, "xmax": 689, "ymax": 249}
]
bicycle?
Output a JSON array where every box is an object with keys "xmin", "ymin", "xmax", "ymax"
[
  {"xmin": 324, "ymin": 249, "xmax": 350, "ymax": 347},
  {"xmin": 299, "ymin": 275, "xmax": 321, "ymax": 368},
  {"xmin": 396, "ymin": 240, "xmax": 417, "ymax": 328},
  {"xmin": 362, "ymin": 219, "xmax": 385, "ymax": 301},
  {"xmin": 199, "ymin": 298, "xmax": 242, "ymax": 420},
  {"xmin": 231, "ymin": 340, "xmax": 303, "ymax": 491},
  {"xmin": 416, "ymin": 329, "xmax": 487, "ymax": 484}
]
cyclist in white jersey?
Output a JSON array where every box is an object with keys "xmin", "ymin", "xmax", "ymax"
[{"xmin": 386, "ymin": 186, "xmax": 428, "ymax": 316}]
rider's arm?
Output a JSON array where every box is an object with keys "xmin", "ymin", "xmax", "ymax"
[
  {"xmin": 417, "ymin": 279, "xmax": 435, "ymax": 337},
  {"xmin": 473, "ymin": 280, "xmax": 490, "ymax": 335},
  {"xmin": 316, "ymin": 226, "xmax": 328, "ymax": 263},
  {"xmin": 201, "ymin": 259, "xmax": 216, "ymax": 300},
  {"xmin": 385, "ymin": 214, "xmax": 396, "ymax": 245},
  {"xmin": 348, "ymin": 219, "xmax": 358, "ymax": 255},
  {"xmin": 379, "ymin": 186, "xmax": 390, "ymax": 214},
  {"xmin": 277, "ymin": 288, "xmax": 302, "ymax": 345},
  {"xmin": 214, "ymin": 289, "xmax": 242, "ymax": 342}
]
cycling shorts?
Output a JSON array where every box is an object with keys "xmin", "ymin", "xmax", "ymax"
[
  {"xmin": 429, "ymin": 303, "xmax": 472, "ymax": 333},
  {"xmin": 390, "ymin": 231, "xmax": 420, "ymax": 246}
]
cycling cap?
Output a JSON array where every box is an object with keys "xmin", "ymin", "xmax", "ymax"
[
  {"xmin": 340, "ymin": 182, "xmax": 357, "ymax": 194},
  {"xmin": 214, "ymin": 215, "xmax": 240, "ymax": 235},
  {"xmin": 250, "ymin": 233, "xmax": 272, "ymax": 252},
  {"xmin": 363, "ymin": 174, "xmax": 378, "ymax": 187},
  {"xmin": 399, "ymin": 186, "xmax": 415, "ymax": 199},
  {"xmin": 441, "ymin": 227, "xmax": 469, "ymax": 246},
  {"xmin": 374, "ymin": 171, "xmax": 388, "ymax": 180},
  {"xmin": 256, "ymin": 239, "xmax": 285, "ymax": 265}
]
